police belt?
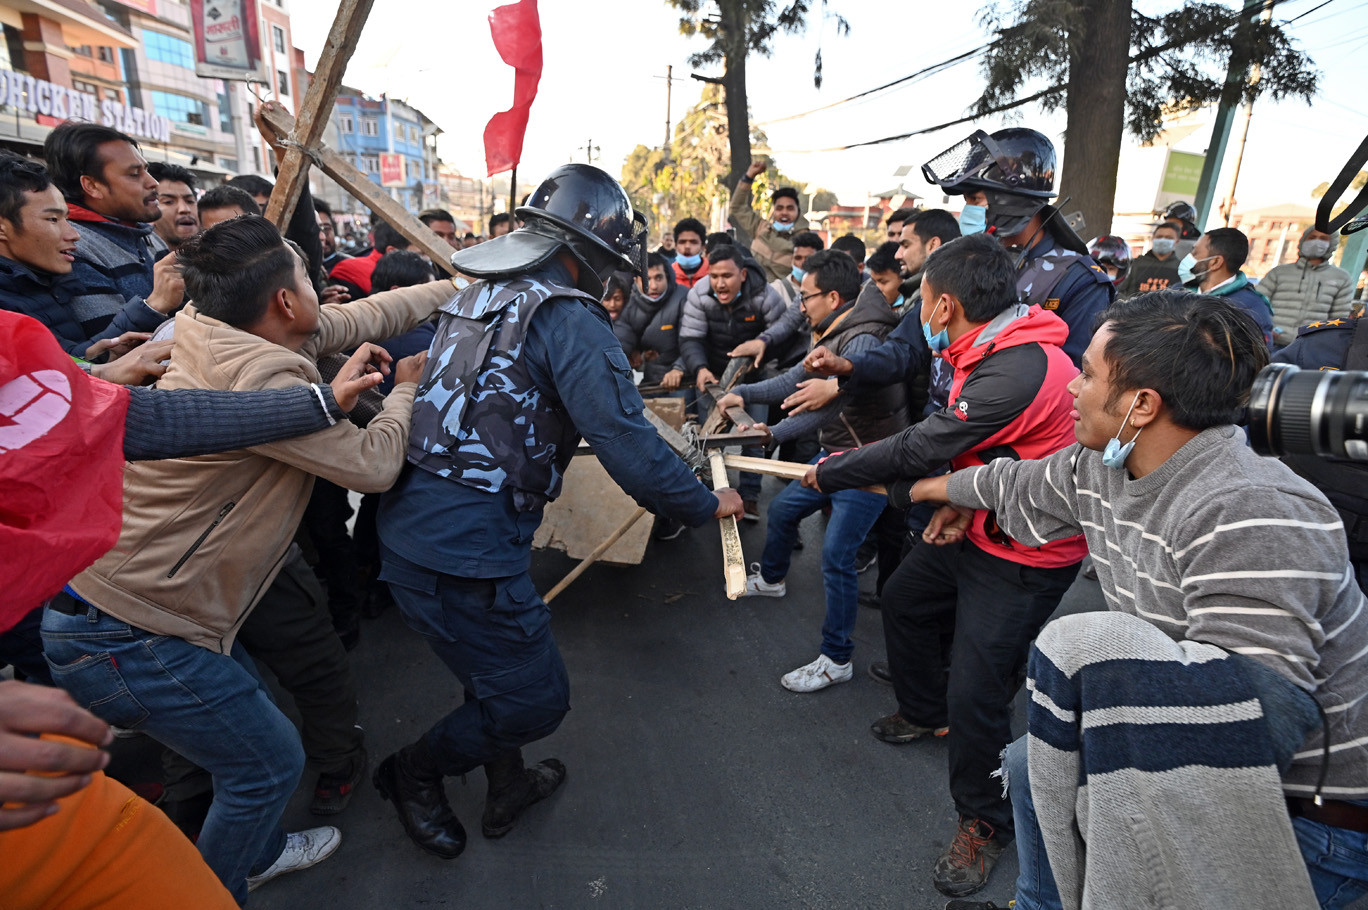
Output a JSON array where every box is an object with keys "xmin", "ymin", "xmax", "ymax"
[{"xmin": 1288, "ymin": 797, "xmax": 1368, "ymax": 833}]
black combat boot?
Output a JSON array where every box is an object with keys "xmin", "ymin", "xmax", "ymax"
[
  {"xmin": 481, "ymin": 749, "xmax": 566, "ymax": 838},
  {"xmin": 373, "ymin": 740, "xmax": 467, "ymax": 859}
]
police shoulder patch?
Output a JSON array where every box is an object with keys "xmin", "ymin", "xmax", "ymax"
[{"xmin": 1042, "ymin": 298, "xmax": 1060, "ymax": 310}]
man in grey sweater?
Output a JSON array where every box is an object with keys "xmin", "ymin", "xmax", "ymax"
[{"xmin": 910, "ymin": 291, "xmax": 1368, "ymax": 909}]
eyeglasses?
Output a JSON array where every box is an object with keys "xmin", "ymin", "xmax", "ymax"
[{"xmin": 799, "ymin": 290, "xmax": 829, "ymax": 304}]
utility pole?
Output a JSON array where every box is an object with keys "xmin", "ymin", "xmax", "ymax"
[
  {"xmin": 1192, "ymin": 0, "xmax": 1266, "ymax": 229},
  {"xmin": 579, "ymin": 138, "xmax": 600, "ymax": 163},
  {"xmin": 1221, "ymin": 0, "xmax": 1274, "ymax": 226},
  {"xmin": 664, "ymin": 65, "xmax": 673, "ymax": 147}
]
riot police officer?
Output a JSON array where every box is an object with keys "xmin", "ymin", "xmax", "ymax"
[
  {"xmin": 922, "ymin": 127, "xmax": 1115, "ymax": 367},
  {"xmin": 372, "ymin": 164, "xmax": 744, "ymax": 859},
  {"xmin": 1271, "ymin": 310, "xmax": 1368, "ymax": 593}
]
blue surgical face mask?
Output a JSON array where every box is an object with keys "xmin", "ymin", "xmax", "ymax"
[
  {"xmin": 1150, "ymin": 237, "xmax": 1176, "ymax": 256},
  {"xmin": 773, "ymin": 220, "xmax": 794, "ymax": 232},
  {"xmin": 676, "ymin": 253, "xmax": 702, "ymax": 270},
  {"xmin": 921, "ymin": 297, "xmax": 950, "ymax": 354},
  {"xmin": 958, "ymin": 204, "xmax": 987, "ymax": 235},
  {"xmin": 1101, "ymin": 392, "xmax": 1144, "ymax": 469},
  {"xmin": 892, "ymin": 294, "xmax": 905, "ymax": 310},
  {"xmin": 1177, "ymin": 253, "xmax": 1214, "ymax": 284},
  {"xmin": 791, "ymin": 265, "xmax": 805, "ymax": 284}
]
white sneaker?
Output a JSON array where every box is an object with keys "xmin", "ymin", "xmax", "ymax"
[
  {"xmin": 247, "ymin": 826, "xmax": 342, "ymax": 891},
  {"xmin": 781, "ymin": 654, "xmax": 853, "ymax": 693},
  {"xmin": 743, "ymin": 562, "xmax": 786, "ymax": 597}
]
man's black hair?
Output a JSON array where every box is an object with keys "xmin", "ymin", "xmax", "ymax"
[
  {"xmin": 771, "ymin": 186, "xmax": 799, "ymax": 207},
  {"xmin": 831, "ymin": 233, "xmax": 865, "ymax": 265},
  {"xmin": 804, "ymin": 249, "xmax": 860, "ymax": 303},
  {"xmin": 198, "ymin": 184, "xmax": 261, "ymax": 217},
  {"xmin": 147, "ymin": 162, "xmax": 197, "ymax": 193},
  {"xmin": 673, "ymin": 217, "xmax": 707, "ymax": 242},
  {"xmin": 371, "ymin": 249, "xmax": 434, "ymax": 291},
  {"xmin": 0, "ymin": 152, "xmax": 52, "ymax": 227},
  {"xmin": 706, "ymin": 244, "xmax": 745, "ymax": 270},
  {"xmin": 178, "ymin": 215, "xmax": 300, "ymax": 327},
  {"xmin": 464, "ymin": 232, "xmax": 477, "ymax": 240},
  {"xmin": 646, "ymin": 251, "xmax": 668, "ymax": 271},
  {"xmin": 921, "ymin": 233, "xmax": 1019, "ymax": 323},
  {"xmin": 225, "ymin": 174, "xmax": 274, "ymax": 199},
  {"xmin": 1151, "ymin": 221, "xmax": 1179, "ymax": 237},
  {"xmin": 1204, "ymin": 227, "xmax": 1249, "ymax": 272},
  {"xmin": 866, "ymin": 241, "xmax": 900, "ymax": 275},
  {"xmin": 312, "ymin": 197, "xmax": 333, "ymax": 217},
  {"xmin": 886, "ymin": 206, "xmax": 915, "ymax": 226},
  {"xmin": 791, "ymin": 230, "xmax": 824, "ymax": 252},
  {"xmin": 488, "ymin": 212, "xmax": 512, "ymax": 233},
  {"xmin": 372, "ymin": 218, "xmax": 409, "ymax": 254},
  {"xmin": 418, "ymin": 208, "xmax": 455, "ymax": 226},
  {"xmin": 909, "ymin": 209, "xmax": 961, "ymax": 246},
  {"xmin": 705, "ymin": 231, "xmax": 733, "ymax": 254},
  {"xmin": 1098, "ymin": 290, "xmax": 1269, "ymax": 429},
  {"xmin": 43, "ymin": 122, "xmax": 140, "ymax": 203}
]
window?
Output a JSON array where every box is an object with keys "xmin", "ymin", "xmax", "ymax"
[
  {"xmin": 277, "ymin": 69, "xmax": 289, "ymax": 96},
  {"xmin": 392, "ymin": 119, "xmax": 404, "ymax": 141},
  {"xmin": 361, "ymin": 155, "xmax": 380, "ymax": 174},
  {"xmin": 70, "ymin": 45, "xmax": 93, "ymax": 57},
  {"xmin": 143, "ymin": 31, "xmax": 195, "ymax": 69},
  {"xmin": 72, "ymin": 79, "xmax": 99, "ymax": 95},
  {"xmin": 272, "ymin": 25, "xmax": 285, "ymax": 54},
  {"xmin": 339, "ymin": 114, "xmax": 354, "ymax": 133},
  {"xmin": 361, "ymin": 117, "xmax": 378, "ymax": 136},
  {"xmin": 98, "ymin": 46, "xmax": 114, "ymax": 63},
  {"xmin": 148, "ymin": 90, "xmax": 207, "ymax": 126},
  {"xmin": 409, "ymin": 125, "xmax": 420, "ymax": 144},
  {"xmin": 217, "ymin": 89, "xmax": 233, "ymax": 133}
]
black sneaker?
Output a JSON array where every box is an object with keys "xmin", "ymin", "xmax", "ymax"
[
  {"xmin": 741, "ymin": 500, "xmax": 761, "ymax": 522},
  {"xmin": 933, "ymin": 817, "xmax": 1010, "ymax": 897},
  {"xmin": 311, "ymin": 749, "xmax": 367, "ymax": 816},
  {"xmin": 867, "ymin": 660, "xmax": 893, "ymax": 685},
  {"xmin": 654, "ymin": 518, "xmax": 686, "ymax": 541},
  {"xmin": 870, "ymin": 711, "xmax": 949, "ymax": 744},
  {"xmin": 944, "ymin": 901, "xmax": 1012, "ymax": 909}
]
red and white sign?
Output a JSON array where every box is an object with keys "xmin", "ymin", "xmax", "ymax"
[
  {"xmin": 380, "ymin": 153, "xmax": 405, "ymax": 188},
  {"xmin": 190, "ymin": 0, "xmax": 268, "ymax": 82}
]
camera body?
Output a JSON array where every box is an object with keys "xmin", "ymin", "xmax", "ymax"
[{"xmin": 1248, "ymin": 364, "xmax": 1368, "ymax": 462}]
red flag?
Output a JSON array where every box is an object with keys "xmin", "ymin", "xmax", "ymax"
[
  {"xmin": 483, "ymin": 0, "xmax": 543, "ymax": 177},
  {"xmin": 0, "ymin": 311, "xmax": 130, "ymax": 628}
]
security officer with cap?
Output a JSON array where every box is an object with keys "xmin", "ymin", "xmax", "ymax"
[
  {"xmin": 922, "ymin": 127, "xmax": 1114, "ymax": 367},
  {"xmin": 1271, "ymin": 308, "xmax": 1368, "ymax": 593},
  {"xmin": 1161, "ymin": 199, "xmax": 1203, "ymax": 261},
  {"xmin": 372, "ymin": 164, "xmax": 744, "ymax": 859}
]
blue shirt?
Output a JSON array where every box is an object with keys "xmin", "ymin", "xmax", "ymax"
[{"xmin": 378, "ymin": 271, "xmax": 718, "ymax": 578}]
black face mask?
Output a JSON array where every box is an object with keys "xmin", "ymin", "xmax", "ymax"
[{"xmin": 984, "ymin": 190, "xmax": 1045, "ymax": 242}]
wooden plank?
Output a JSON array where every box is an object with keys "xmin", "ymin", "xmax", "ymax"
[
  {"xmin": 264, "ymin": 0, "xmax": 375, "ymax": 228},
  {"xmin": 260, "ymin": 106, "xmax": 461, "ymax": 276},
  {"xmin": 701, "ymin": 382, "xmax": 757, "ymax": 430},
  {"xmin": 532, "ymin": 456, "xmax": 653, "ymax": 566},
  {"xmin": 722, "ymin": 454, "xmax": 886, "ymax": 495},
  {"xmin": 709, "ymin": 452, "xmax": 746, "ymax": 600},
  {"xmin": 543, "ymin": 507, "xmax": 649, "ymax": 603}
]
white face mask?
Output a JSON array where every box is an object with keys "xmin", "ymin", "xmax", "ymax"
[
  {"xmin": 1151, "ymin": 238, "xmax": 1176, "ymax": 256},
  {"xmin": 1300, "ymin": 239, "xmax": 1331, "ymax": 260}
]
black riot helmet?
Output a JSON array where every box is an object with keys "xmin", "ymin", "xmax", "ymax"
[
  {"xmin": 922, "ymin": 128, "xmax": 1057, "ymax": 200},
  {"xmin": 1161, "ymin": 200, "xmax": 1201, "ymax": 240},
  {"xmin": 450, "ymin": 163, "xmax": 647, "ymax": 297},
  {"xmin": 1087, "ymin": 235, "xmax": 1132, "ymax": 285}
]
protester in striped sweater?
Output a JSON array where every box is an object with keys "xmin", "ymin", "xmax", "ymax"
[{"xmin": 912, "ymin": 290, "xmax": 1368, "ymax": 910}]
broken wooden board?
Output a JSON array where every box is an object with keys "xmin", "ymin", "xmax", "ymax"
[{"xmin": 533, "ymin": 398, "xmax": 686, "ymax": 566}]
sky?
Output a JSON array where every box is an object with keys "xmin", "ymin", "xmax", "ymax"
[{"xmin": 285, "ymin": 0, "xmax": 1368, "ymax": 224}]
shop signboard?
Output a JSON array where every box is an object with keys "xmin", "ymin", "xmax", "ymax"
[{"xmin": 189, "ymin": 0, "xmax": 268, "ymax": 82}]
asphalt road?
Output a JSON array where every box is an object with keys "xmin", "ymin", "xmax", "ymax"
[{"xmin": 249, "ymin": 476, "xmax": 1111, "ymax": 910}]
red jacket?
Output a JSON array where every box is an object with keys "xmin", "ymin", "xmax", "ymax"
[
  {"xmin": 673, "ymin": 258, "xmax": 709, "ymax": 290},
  {"xmin": 817, "ymin": 304, "xmax": 1087, "ymax": 569}
]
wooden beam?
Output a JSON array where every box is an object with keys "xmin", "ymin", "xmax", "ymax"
[
  {"xmin": 722, "ymin": 454, "xmax": 886, "ymax": 495},
  {"xmin": 264, "ymin": 0, "xmax": 375, "ymax": 228},
  {"xmin": 709, "ymin": 453, "xmax": 746, "ymax": 600},
  {"xmin": 260, "ymin": 106, "xmax": 461, "ymax": 276}
]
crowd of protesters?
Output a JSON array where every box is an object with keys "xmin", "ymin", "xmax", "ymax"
[{"xmin": 1, "ymin": 110, "xmax": 1366, "ymax": 910}]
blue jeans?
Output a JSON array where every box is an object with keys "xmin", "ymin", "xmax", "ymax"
[
  {"xmin": 1295, "ymin": 814, "xmax": 1368, "ymax": 908},
  {"xmin": 758, "ymin": 454, "xmax": 887, "ymax": 663},
  {"xmin": 41, "ymin": 605, "xmax": 303, "ymax": 905},
  {"xmin": 379, "ymin": 549, "xmax": 570, "ymax": 774},
  {"xmin": 1003, "ymin": 736, "xmax": 1064, "ymax": 910}
]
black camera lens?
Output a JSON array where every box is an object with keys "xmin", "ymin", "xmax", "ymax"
[{"xmin": 1248, "ymin": 364, "xmax": 1368, "ymax": 461}]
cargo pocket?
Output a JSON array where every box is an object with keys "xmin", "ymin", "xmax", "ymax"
[
  {"xmin": 379, "ymin": 559, "xmax": 453, "ymax": 643},
  {"xmin": 487, "ymin": 574, "xmax": 550, "ymax": 641},
  {"xmin": 470, "ymin": 643, "xmax": 569, "ymax": 741},
  {"xmin": 46, "ymin": 652, "xmax": 149, "ymax": 730},
  {"xmin": 604, "ymin": 347, "xmax": 642, "ymax": 416}
]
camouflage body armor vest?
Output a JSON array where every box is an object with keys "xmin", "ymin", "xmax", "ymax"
[{"xmin": 407, "ymin": 275, "xmax": 598, "ymax": 509}]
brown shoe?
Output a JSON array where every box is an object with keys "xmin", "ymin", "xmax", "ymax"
[
  {"xmin": 741, "ymin": 499, "xmax": 761, "ymax": 522},
  {"xmin": 870, "ymin": 712, "xmax": 949, "ymax": 744},
  {"xmin": 932, "ymin": 817, "xmax": 1009, "ymax": 897}
]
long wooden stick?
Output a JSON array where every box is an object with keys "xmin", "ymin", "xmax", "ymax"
[
  {"xmin": 543, "ymin": 507, "xmax": 650, "ymax": 603},
  {"xmin": 722, "ymin": 454, "xmax": 886, "ymax": 495},
  {"xmin": 264, "ymin": 0, "xmax": 374, "ymax": 227},
  {"xmin": 710, "ymin": 453, "xmax": 747, "ymax": 600}
]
